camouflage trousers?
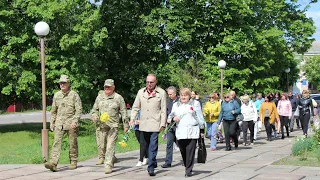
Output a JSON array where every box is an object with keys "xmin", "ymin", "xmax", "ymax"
[
  {"xmin": 50, "ymin": 128, "xmax": 78, "ymax": 165},
  {"xmin": 96, "ymin": 125, "xmax": 118, "ymax": 168}
]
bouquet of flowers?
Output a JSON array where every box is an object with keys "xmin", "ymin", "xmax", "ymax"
[
  {"xmin": 162, "ymin": 122, "xmax": 176, "ymax": 140},
  {"xmin": 118, "ymin": 126, "xmax": 133, "ymax": 148},
  {"xmin": 100, "ymin": 112, "xmax": 110, "ymax": 122}
]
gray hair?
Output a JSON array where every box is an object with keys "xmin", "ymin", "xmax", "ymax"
[{"xmin": 167, "ymin": 86, "xmax": 177, "ymax": 94}]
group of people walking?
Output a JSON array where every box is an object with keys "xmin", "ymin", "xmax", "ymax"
[{"xmin": 44, "ymin": 74, "xmax": 318, "ymax": 178}]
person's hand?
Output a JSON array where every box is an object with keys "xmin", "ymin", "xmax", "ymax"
[
  {"xmin": 159, "ymin": 126, "xmax": 165, "ymax": 131},
  {"xmin": 92, "ymin": 116, "xmax": 98, "ymax": 123},
  {"xmin": 173, "ymin": 116, "xmax": 180, "ymax": 122},
  {"xmin": 135, "ymin": 120, "xmax": 140, "ymax": 125},
  {"xmin": 200, "ymin": 133, "xmax": 204, "ymax": 137},
  {"xmin": 129, "ymin": 120, "xmax": 134, "ymax": 126},
  {"xmin": 50, "ymin": 124, "xmax": 54, "ymax": 131},
  {"xmin": 71, "ymin": 123, "xmax": 77, "ymax": 129},
  {"xmin": 124, "ymin": 128, "xmax": 129, "ymax": 133},
  {"xmin": 210, "ymin": 113, "xmax": 214, "ymax": 117},
  {"xmin": 299, "ymin": 106, "xmax": 302, "ymax": 108},
  {"xmin": 277, "ymin": 118, "xmax": 280, "ymax": 122},
  {"xmin": 232, "ymin": 110, "xmax": 235, "ymax": 114}
]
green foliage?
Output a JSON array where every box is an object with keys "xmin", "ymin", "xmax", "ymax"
[
  {"xmin": 292, "ymin": 137, "xmax": 317, "ymax": 156},
  {"xmin": 302, "ymin": 56, "xmax": 320, "ymax": 90},
  {"xmin": 0, "ymin": 0, "xmax": 317, "ymax": 110},
  {"xmin": 316, "ymin": 147, "xmax": 320, "ymax": 162}
]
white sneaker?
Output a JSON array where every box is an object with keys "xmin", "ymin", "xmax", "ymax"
[
  {"xmin": 142, "ymin": 158, "xmax": 148, "ymax": 165},
  {"xmin": 136, "ymin": 161, "xmax": 143, "ymax": 166}
]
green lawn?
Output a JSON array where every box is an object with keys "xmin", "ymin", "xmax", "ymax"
[
  {"xmin": 273, "ymin": 149, "xmax": 320, "ymax": 167},
  {"xmin": 0, "ymin": 120, "xmax": 165, "ymax": 164}
]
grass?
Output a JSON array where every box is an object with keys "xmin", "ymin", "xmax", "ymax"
[
  {"xmin": 273, "ymin": 148, "xmax": 320, "ymax": 167},
  {"xmin": 0, "ymin": 120, "xmax": 166, "ymax": 164}
]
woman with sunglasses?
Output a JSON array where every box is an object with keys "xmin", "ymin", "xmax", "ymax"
[
  {"xmin": 298, "ymin": 90, "xmax": 315, "ymax": 137},
  {"xmin": 259, "ymin": 94, "xmax": 280, "ymax": 141},
  {"xmin": 217, "ymin": 93, "xmax": 241, "ymax": 151},
  {"xmin": 203, "ymin": 93, "xmax": 221, "ymax": 151}
]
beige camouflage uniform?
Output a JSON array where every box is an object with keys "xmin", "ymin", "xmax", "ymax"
[
  {"xmin": 91, "ymin": 79, "xmax": 128, "ymax": 170},
  {"xmin": 49, "ymin": 75, "xmax": 82, "ymax": 166}
]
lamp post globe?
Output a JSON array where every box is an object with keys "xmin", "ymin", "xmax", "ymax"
[
  {"xmin": 285, "ymin": 68, "xmax": 290, "ymax": 73},
  {"xmin": 34, "ymin": 21, "xmax": 50, "ymax": 36},
  {"xmin": 218, "ymin": 60, "xmax": 226, "ymax": 69}
]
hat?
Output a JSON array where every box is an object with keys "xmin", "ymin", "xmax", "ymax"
[
  {"xmin": 59, "ymin": 75, "xmax": 70, "ymax": 83},
  {"xmin": 104, "ymin": 79, "xmax": 114, "ymax": 87}
]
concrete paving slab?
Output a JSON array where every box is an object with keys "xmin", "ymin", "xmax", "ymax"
[
  {"xmin": 201, "ymin": 171, "xmax": 258, "ymax": 180},
  {"xmin": 291, "ymin": 166, "xmax": 320, "ymax": 176},
  {"xmin": 251, "ymin": 173, "xmax": 305, "ymax": 180}
]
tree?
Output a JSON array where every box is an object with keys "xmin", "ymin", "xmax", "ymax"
[
  {"xmin": 0, "ymin": 0, "xmax": 105, "ymax": 111},
  {"xmin": 302, "ymin": 56, "xmax": 320, "ymax": 90},
  {"xmin": 142, "ymin": 0, "xmax": 316, "ymax": 95}
]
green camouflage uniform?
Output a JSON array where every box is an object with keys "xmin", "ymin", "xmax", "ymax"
[
  {"xmin": 49, "ymin": 75, "xmax": 82, "ymax": 165},
  {"xmin": 91, "ymin": 87, "xmax": 128, "ymax": 169}
]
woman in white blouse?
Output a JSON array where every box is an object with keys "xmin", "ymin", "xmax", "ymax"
[{"xmin": 168, "ymin": 88, "xmax": 205, "ymax": 177}]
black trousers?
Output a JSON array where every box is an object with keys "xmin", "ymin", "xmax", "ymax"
[
  {"xmin": 223, "ymin": 120, "xmax": 238, "ymax": 148},
  {"xmin": 264, "ymin": 117, "xmax": 272, "ymax": 139},
  {"xmin": 280, "ymin": 116, "xmax": 289, "ymax": 136},
  {"xmin": 242, "ymin": 120, "xmax": 254, "ymax": 143},
  {"xmin": 299, "ymin": 113, "xmax": 311, "ymax": 135},
  {"xmin": 178, "ymin": 139, "xmax": 197, "ymax": 175},
  {"xmin": 134, "ymin": 130, "xmax": 148, "ymax": 161}
]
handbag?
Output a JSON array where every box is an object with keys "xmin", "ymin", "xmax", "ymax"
[
  {"xmin": 233, "ymin": 101, "xmax": 244, "ymax": 121},
  {"xmin": 294, "ymin": 106, "xmax": 299, "ymax": 117},
  {"xmin": 197, "ymin": 136, "xmax": 207, "ymax": 163}
]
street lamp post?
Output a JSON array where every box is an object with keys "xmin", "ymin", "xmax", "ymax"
[
  {"xmin": 285, "ymin": 68, "xmax": 291, "ymax": 92},
  {"xmin": 218, "ymin": 60, "xmax": 227, "ymax": 99},
  {"xmin": 34, "ymin": 21, "xmax": 50, "ymax": 162}
]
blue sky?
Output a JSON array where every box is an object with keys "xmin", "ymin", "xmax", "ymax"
[{"xmin": 304, "ymin": 1, "xmax": 320, "ymax": 41}]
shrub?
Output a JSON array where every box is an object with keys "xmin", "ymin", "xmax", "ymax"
[
  {"xmin": 316, "ymin": 147, "xmax": 320, "ymax": 162},
  {"xmin": 313, "ymin": 128, "xmax": 320, "ymax": 144},
  {"xmin": 292, "ymin": 137, "xmax": 317, "ymax": 156}
]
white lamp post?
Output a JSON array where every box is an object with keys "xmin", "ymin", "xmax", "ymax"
[
  {"xmin": 218, "ymin": 60, "xmax": 227, "ymax": 99},
  {"xmin": 285, "ymin": 68, "xmax": 290, "ymax": 92},
  {"xmin": 34, "ymin": 21, "xmax": 50, "ymax": 162}
]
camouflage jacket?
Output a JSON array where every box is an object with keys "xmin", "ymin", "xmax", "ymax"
[
  {"xmin": 91, "ymin": 92, "xmax": 128, "ymax": 129},
  {"xmin": 50, "ymin": 90, "xmax": 82, "ymax": 130}
]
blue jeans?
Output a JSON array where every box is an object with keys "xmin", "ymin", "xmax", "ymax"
[
  {"xmin": 206, "ymin": 122, "xmax": 217, "ymax": 148},
  {"xmin": 142, "ymin": 131, "xmax": 159, "ymax": 172},
  {"xmin": 165, "ymin": 128, "xmax": 176, "ymax": 165}
]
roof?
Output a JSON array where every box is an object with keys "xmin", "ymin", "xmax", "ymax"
[{"xmin": 305, "ymin": 41, "xmax": 320, "ymax": 55}]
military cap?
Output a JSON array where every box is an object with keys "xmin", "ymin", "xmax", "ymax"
[
  {"xmin": 104, "ymin": 79, "xmax": 115, "ymax": 87},
  {"xmin": 59, "ymin": 74, "xmax": 70, "ymax": 83}
]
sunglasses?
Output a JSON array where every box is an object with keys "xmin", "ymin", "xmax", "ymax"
[
  {"xmin": 209, "ymin": 97, "xmax": 214, "ymax": 99},
  {"xmin": 224, "ymin": 96, "xmax": 230, "ymax": 99}
]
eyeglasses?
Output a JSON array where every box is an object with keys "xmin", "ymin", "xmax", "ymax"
[{"xmin": 224, "ymin": 96, "xmax": 229, "ymax": 99}]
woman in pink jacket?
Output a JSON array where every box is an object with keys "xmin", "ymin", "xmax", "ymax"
[{"xmin": 277, "ymin": 93, "xmax": 292, "ymax": 139}]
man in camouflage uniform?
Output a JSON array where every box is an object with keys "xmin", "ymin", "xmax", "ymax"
[
  {"xmin": 91, "ymin": 79, "xmax": 128, "ymax": 174},
  {"xmin": 44, "ymin": 75, "xmax": 82, "ymax": 172}
]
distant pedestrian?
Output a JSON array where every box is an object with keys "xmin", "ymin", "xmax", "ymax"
[
  {"xmin": 130, "ymin": 74, "xmax": 167, "ymax": 177},
  {"xmin": 298, "ymin": 90, "xmax": 315, "ymax": 137},
  {"xmin": 241, "ymin": 95, "xmax": 258, "ymax": 145},
  {"xmin": 91, "ymin": 79, "xmax": 129, "ymax": 174},
  {"xmin": 191, "ymin": 91, "xmax": 202, "ymax": 109},
  {"xmin": 218, "ymin": 93, "xmax": 241, "ymax": 151},
  {"xmin": 277, "ymin": 93, "xmax": 292, "ymax": 139},
  {"xmin": 45, "ymin": 75, "xmax": 82, "ymax": 172},
  {"xmin": 203, "ymin": 92, "xmax": 221, "ymax": 151},
  {"xmin": 168, "ymin": 88, "xmax": 205, "ymax": 177},
  {"xmin": 133, "ymin": 110, "xmax": 148, "ymax": 167},
  {"xmin": 288, "ymin": 91, "xmax": 299, "ymax": 131},
  {"xmin": 259, "ymin": 94, "xmax": 280, "ymax": 141},
  {"xmin": 162, "ymin": 86, "xmax": 179, "ymax": 168}
]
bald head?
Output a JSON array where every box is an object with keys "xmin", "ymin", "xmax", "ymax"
[{"xmin": 230, "ymin": 91, "xmax": 236, "ymax": 99}]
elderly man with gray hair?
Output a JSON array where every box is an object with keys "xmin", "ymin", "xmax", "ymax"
[{"xmin": 161, "ymin": 86, "xmax": 180, "ymax": 168}]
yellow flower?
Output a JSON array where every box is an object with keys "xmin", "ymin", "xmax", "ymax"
[
  {"xmin": 119, "ymin": 141, "xmax": 127, "ymax": 148},
  {"xmin": 100, "ymin": 112, "xmax": 110, "ymax": 122}
]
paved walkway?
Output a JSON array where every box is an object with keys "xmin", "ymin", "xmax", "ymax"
[{"xmin": 1, "ymin": 129, "xmax": 319, "ymax": 180}]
